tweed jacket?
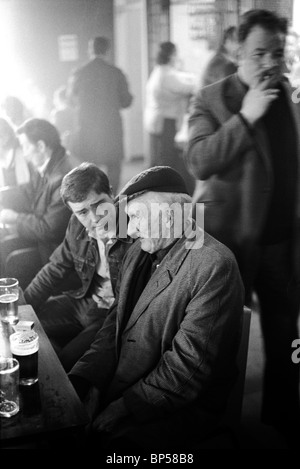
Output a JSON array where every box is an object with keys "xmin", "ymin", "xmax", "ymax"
[
  {"xmin": 186, "ymin": 73, "xmax": 300, "ymax": 282},
  {"xmin": 70, "ymin": 230, "xmax": 244, "ymax": 424}
]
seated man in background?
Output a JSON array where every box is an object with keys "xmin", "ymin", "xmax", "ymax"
[
  {"xmin": 24, "ymin": 162, "xmax": 132, "ymax": 372},
  {"xmin": 69, "ymin": 166, "xmax": 244, "ymax": 451},
  {"xmin": 0, "ymin": 118, "xmax": 73, "ymax": 279}
]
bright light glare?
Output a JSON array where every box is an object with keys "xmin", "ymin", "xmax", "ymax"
[
  {"xmin": 0, "ymin": 4, "xmax": 19, "ymax": 101},
  {"xmin": 293, "ymin": 0, "xmax": 300, "ymax": 35},
  {"xmin": 0, "ymin": 3, "xmax": 47, "ymax": 118}
]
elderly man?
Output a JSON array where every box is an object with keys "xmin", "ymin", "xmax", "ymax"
[
  {"xmin": 186, "ymin": 9, "xmax": 300, "ymax": 442},
  {"xmin": 24, "ymin": 162, "xmax": 131, "ymax": 372},
  {"xmin": 69, "ymin": 166, "xmax": 244, "ymax": 451}
]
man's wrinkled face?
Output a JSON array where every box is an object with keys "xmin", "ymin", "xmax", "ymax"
[
  {"xmin": 126, "ymin": 195, "xmax": 171, "ymax": 254},
  {"xmin": 68, "ymin": 190, "xmax": 115, "ymax": 239},
  {"xmin": 238, "ymin": 26, "xmax": 286, "ymax": 88}
]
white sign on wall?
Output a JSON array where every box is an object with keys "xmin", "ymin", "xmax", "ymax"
[{"xmin": 58, "ymin": 34, "xmax": 79, "ymax": 62}]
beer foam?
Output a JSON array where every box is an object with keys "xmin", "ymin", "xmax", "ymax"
[{"xmin": 10, "ymin": 331, "xmax": 39, "ymax": 356}]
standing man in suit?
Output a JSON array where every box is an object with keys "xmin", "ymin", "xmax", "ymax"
[
  {"xmin": 186, "ymin": 9, "xmax": 300, "ymax": 444},
  {"xmin": 69, "ymin": 166, "xmax": 244, "ymax": 451},
  {"xmin": 67, "ymin": 36, "xmax": 133, "ymax": 193}
]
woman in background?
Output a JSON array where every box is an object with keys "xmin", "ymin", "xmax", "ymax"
[{"xmin": 144, "ymin": 41, "xmax": 196, "ymax": 171}]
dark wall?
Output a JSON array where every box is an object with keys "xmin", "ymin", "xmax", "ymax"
[{"xmin": 10, "ymin": 0, "xmax": 113, "ymax": 113}]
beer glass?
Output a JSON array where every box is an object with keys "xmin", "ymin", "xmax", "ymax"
[
  {"xmin": 0, "ymin": 357, "xmax": 20, "ymax": 417},
  {"xmin": 10, "ymin": 330, "xmax": 39, "ymax": 386},
  {"xmin": 0, "ymin": 278, "xmax": 19, "ymax": 325}
]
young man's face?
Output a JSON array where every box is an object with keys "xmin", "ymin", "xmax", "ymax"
[
  {"xmin": 238, "ymin": 25, "xmax": 286, "ymax": 88},
  {"xmin": 68, "ymin": 190, "xmax": 115, "ymax": 239}
]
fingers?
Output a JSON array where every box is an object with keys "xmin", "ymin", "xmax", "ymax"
[{"xmin": 257, "ymin": 77, "xmax": 273, "ymax": 90}]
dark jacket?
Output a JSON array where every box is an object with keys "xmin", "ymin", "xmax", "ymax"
[
  {"xmin": 186, "ymin": 74, "xmax": 300, "ymax": 287},
  {"xmin": 68, "ymin": 57, "xmax": 133, "ymax": 163},
  {"xmin": 24, "ymin": 214, "xmax": 132, "ymax": 311},
  {"xmin": 0, "ymin": 146, "xmax": 73, "ymax": 263}
]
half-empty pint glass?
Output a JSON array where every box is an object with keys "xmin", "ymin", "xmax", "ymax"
[
  {"xmin": 10, "ymin": 331, "xmax": 39, "ymax": 386},
  {"xmin": 0, "ymin": 357, "xmax": 20, "ymax": 417},
  {"xmin": 0, "ymin": 278, "xmax": 19, "ymax": 325}
]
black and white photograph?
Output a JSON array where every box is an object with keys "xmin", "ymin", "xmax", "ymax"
[{"xmin": 1, "ymin": 0, "xmax": 300, "ymax": 457}]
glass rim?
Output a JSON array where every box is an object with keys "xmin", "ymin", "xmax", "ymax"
[
  {"xmin": 0, "ymin": 357, "xmax": 19, "ymax": 374},
  {"xmin": 0, "ymin": 277, "xmax": 19, "ymax": 288}
]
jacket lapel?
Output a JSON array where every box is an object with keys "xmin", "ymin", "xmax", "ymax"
[
  {"xmin": 224, "ymin": 74, "xmax": 272, "ymax": 178},
  {"xmin": 121, "ymin": 237, "xmax": 191, "ymax": 333}
]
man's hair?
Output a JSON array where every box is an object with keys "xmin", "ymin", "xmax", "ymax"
[
  {"xmin": 60, "ymin": 162, "xmax": 112, "ymax": 206},
  {"xmin": 238, "ymin": 9, "xmax": 288, "ymax": 43},
  {"xmin": 93, "ymin": 36, "xmax": 110, "ymax": 56},
  {"xmin": 16, "ymin": 118, "xmax": 61, "ymax": 151},
  {"xmin": 156, "ymin": 41, "xmax": 176, "ymax": 65},
  {"xmin": 223, "ymin": 26, "xmax": 237, "ymax": 43}
]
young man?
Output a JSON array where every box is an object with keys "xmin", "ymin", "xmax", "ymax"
[{"xmin": 24, "ymin": 162, "xmax": 131, "ymax": 372}]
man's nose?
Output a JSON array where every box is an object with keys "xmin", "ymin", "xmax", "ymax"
[{"xmin": 90, "ymin": 208, "xmax": 99, "ymax": 223}]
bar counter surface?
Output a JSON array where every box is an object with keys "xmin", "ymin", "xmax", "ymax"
[{"xmin": 0, "ymin": 304, "xmax": 89, "ymax": 448}]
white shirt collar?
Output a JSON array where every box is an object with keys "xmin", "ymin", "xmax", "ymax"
[
  {"xmin": 36, "ymin": 157, "xmax": 51, "ymax": 177},
  {"xmin": 0, "ymin": 148, "xmax": 14, "ymax": 169}
]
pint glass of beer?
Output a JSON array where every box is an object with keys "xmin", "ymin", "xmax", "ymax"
[
  {"xmin": 10, "ymin": 330, "xmax": 39, "ymax": 385},
  {"xmin": 0, "ymin": 278, "xmax": 19, "ymax": 325}
]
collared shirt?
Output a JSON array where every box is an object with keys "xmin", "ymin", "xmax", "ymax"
[
  {"xmin": 88, "ymin": 233, "xmax": 115, "ymax": 309},
  {"xmin": 36, "ymin": 157, "xmax": 51, "ymax": 177}
]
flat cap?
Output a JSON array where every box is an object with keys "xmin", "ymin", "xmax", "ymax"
[{"xmin": 116, "ymin": 166, "xmax": 189, "ymax": 201}]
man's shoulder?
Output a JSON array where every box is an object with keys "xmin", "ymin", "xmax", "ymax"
[
  {"xmin": 206, "ymin": 51, "xmax": 228, "ymax": 69},
  {"xmin": 201, "ymin": 73, "xmax": 235, "ymax": 96},
  {"xmin": 186, "ymin": 230, "xmax": 239, "ymax": 274},
  {"xmin": 202, "ymin": 231, "xmax": 237, "ymax": 262},
  {"xmin": 46, "ymin": 151, "xmax": 73, "ymax": 183}
]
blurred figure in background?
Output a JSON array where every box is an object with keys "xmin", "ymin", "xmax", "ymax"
[
  {"xmin": 1, "ymin": 96, "xmax": 29, "ymax": 128},
  {"xmin": 67, "ymin": 36, "xmax": 133, "ymax": 194},
  {"xmin": 0, "ymin": 117, "xmax": 31, "ymax": 188},
  {"xmin": 50, "ymin": 85, "xmax": 77, "ymax": 155},
  {"xmin": 201, "ymin": 26, "xmax": 238, "ymax": 87},
  {"xmin": 144, "ymin": 41, "xmax": 197, "ymax": 194},
  {"xmin": 0, "ymin": 118, "xmax": 73, "ymax": 279}
]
